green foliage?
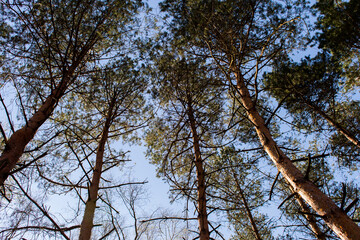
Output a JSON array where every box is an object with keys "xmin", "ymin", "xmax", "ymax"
[
  {"xmin": 145, "ymin": 52, "xmax": 226, "ymax": 187},
  {"xmin": 263, "ymin": 52, "xmax": 341, "ymax": 129},
  {"xmin": 49, "ymin": 58, "xmax": 147, "ymax": 182},
  {"xmin": 315, "ymin": 0, "xmax": 360, "ymax": 56},
  {"xmin": 159, "ymin": 0, "xmax": 307, "ymax": 78},
  {"xmin": 2, "ymin": 0, "xmax": 360, "ymax": 238},
  {"xmin": 210, "ymin": 146, "xmax": 274, "ymax": 240},
  {"xmin": 330, "ymin": 101, "xmax": 360, "ymax": 167},
  {"xmin": 264, "ymin": 51, "xmax": 360, "ymax": 168},
  {"xmin": 1, "ymin": 0, "xmax": 144, "ymax": 110},
  {"xmin": 315, "ymin": 0, "xmax": 360, "ymax": 90},
  {"xmin": 0, "ymin": 1, "xmax": 148, "ymax": 238}
]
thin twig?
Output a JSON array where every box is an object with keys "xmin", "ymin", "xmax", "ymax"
[
  {"xmin": 11, "ymin": 176, "xmax": 71, "ymax": 240},
  {"xmin": 140, "ymin": 216, "xmax": 197, "ymax": 223}
]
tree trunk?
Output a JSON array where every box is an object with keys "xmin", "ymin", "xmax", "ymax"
[
  {"xmin": 234, "ymin": 72, "xmax": 360, "ymax": 240},
  {"xmin": 0, "ymin": 75, "xmax": 72, "ymax": 185},
  {"xmin": 187, "ymin": 101, "xmax": 210, "ymax": 240},
  {"xmin": 78, "ymin": 99, "xmax": 115, "ymax": 240},
  {"xmin": 0, "ymin": 41, "xmax": 95, "ymax": 186},
  {"xmin": 232, "ymin": 170, "xmax": 262, "ymax": 240},
  {"xmin": 304, "ymin": 99, "xmax": 360, "ymax": 149}
]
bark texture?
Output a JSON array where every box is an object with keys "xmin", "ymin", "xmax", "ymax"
[
  {"xmin": 235, "ymin": 72, "xmax": 360, "ymax": 240},
  {"xmin": 188, "ymin": 101, "xmax": 210, "ymax": 240}
]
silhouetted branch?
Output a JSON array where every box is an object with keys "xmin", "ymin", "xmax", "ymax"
[
  {"xmin": 278, "ymin": 192, "xmax": 297, "ymax": 209},
  {"xmin": 269, "ymin": 171, "xmax": 280, "ymax": 200},
  {"xmin": 345, "ymin": 198, "xmax": 359, "ymax": 213},
  {"xmin": 140, "ymin": 216, "xmax": 197, "ymax": 223},
  {"xmin": 11, "ymin": 176, "xmax": 71, "ymax": 240}
]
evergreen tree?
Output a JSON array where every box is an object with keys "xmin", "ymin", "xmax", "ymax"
[
  {"xmin": 264, "ymin": 53, "xmax": 360, "ymax": 167},
  {"xmin": 315, "ymin": 0, "xmax": 360, "ymax": 90},
  {"xmin": 158, "ymin": 0, "xmax": 360, "ymax": 238},
  {"xmin": 0, "ymin": 0, "xmax": 144, "ymax": 186},
  {"xmin": 76, "ymin": 59, "xmax": 146, "ymax": 240},
  {"xmin": 146, "ymin": 50, "xmax": 226, "ymax": 239}
]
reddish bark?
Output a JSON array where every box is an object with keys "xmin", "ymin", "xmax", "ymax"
[
  {"xmin": 234, "ymin": 72, "xmax": 360, "ymax": 239},
  {"xmin": 78, "ymin": 98, "xmax": 115, "ymax": 240},
  {"xmin": 187, "ymin": 100, "xmax": 210, "ymax": 240},
  {"xmin": 0, "ymin": 75, "xmax": 72, "ymax": 185},
  {"xmin": 304, "ymin": 100, "xmax": 360, "ymax": 149},
  {"xmin": 232, "ymin": 170, "xmax": 262, "ymax": 240},
  {"xmin": 0, "ymin": 41, "xmax": 96, "ymax": 186}
]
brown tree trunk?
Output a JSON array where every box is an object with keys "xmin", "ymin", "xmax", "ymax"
[
  {"xmin": 304, "ymin": 99, "xmax": 360, "ymax": 149},
  {"xmin": 187, "ymin": 101, "xmax": 210, "ymax": 240},
  {"xmin": 234, "ymin": 72, "xmax": 360, "ymax": 240},
  {"xmin": 78, "ymin": 99, "xmax": 115, "ymax": 240},
  {"xmin": 0, "ymin": 41, "xmax": 95, "ymax": 186},
  {"xmin": 0, "ymin": 75, "xmax": 73, "ymax": 185},
  {"xmin": 232, "ymin": 170, "xmax": 262, "ymax": 240}
]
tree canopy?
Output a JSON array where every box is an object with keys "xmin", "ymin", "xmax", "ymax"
[{"xmin": 0, "ymin": 0, "xmax": 359, "ymax": 239}]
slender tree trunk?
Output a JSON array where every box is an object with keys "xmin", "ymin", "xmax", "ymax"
[
  {"xmin": 303, "ymin": 99, "xmax": 360, "ymax": 149},
  {"xmin": 79, "ymin": 99, "xmax": 115, "ymax": 240},
  {"xmin": 234, "ymin": 72, "xmax": 360, "ymax": 240},
  {"xmin": 0, "ymin": 75, "xmax": 73, "ymax": 185},
  {"xmin": 187, "ymin": 101, "xmax": 210, "ymax": 240},
  {"xmin": 231, "ymin": 170, "xmax": 262, "ymax": 240}
]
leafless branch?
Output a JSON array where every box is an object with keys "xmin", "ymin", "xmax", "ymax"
[{"xmin": 11, "ymin": 176, "xmax": 71, "ymax": 240}]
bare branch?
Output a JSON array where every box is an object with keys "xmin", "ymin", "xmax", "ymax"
[
  {"xmin": 11, "ymin": 176, "xmax": 71, "ymax": 240},
  {"xmin": 140, "ymin": 216, "xmax": 197, "ymax": 224}
]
